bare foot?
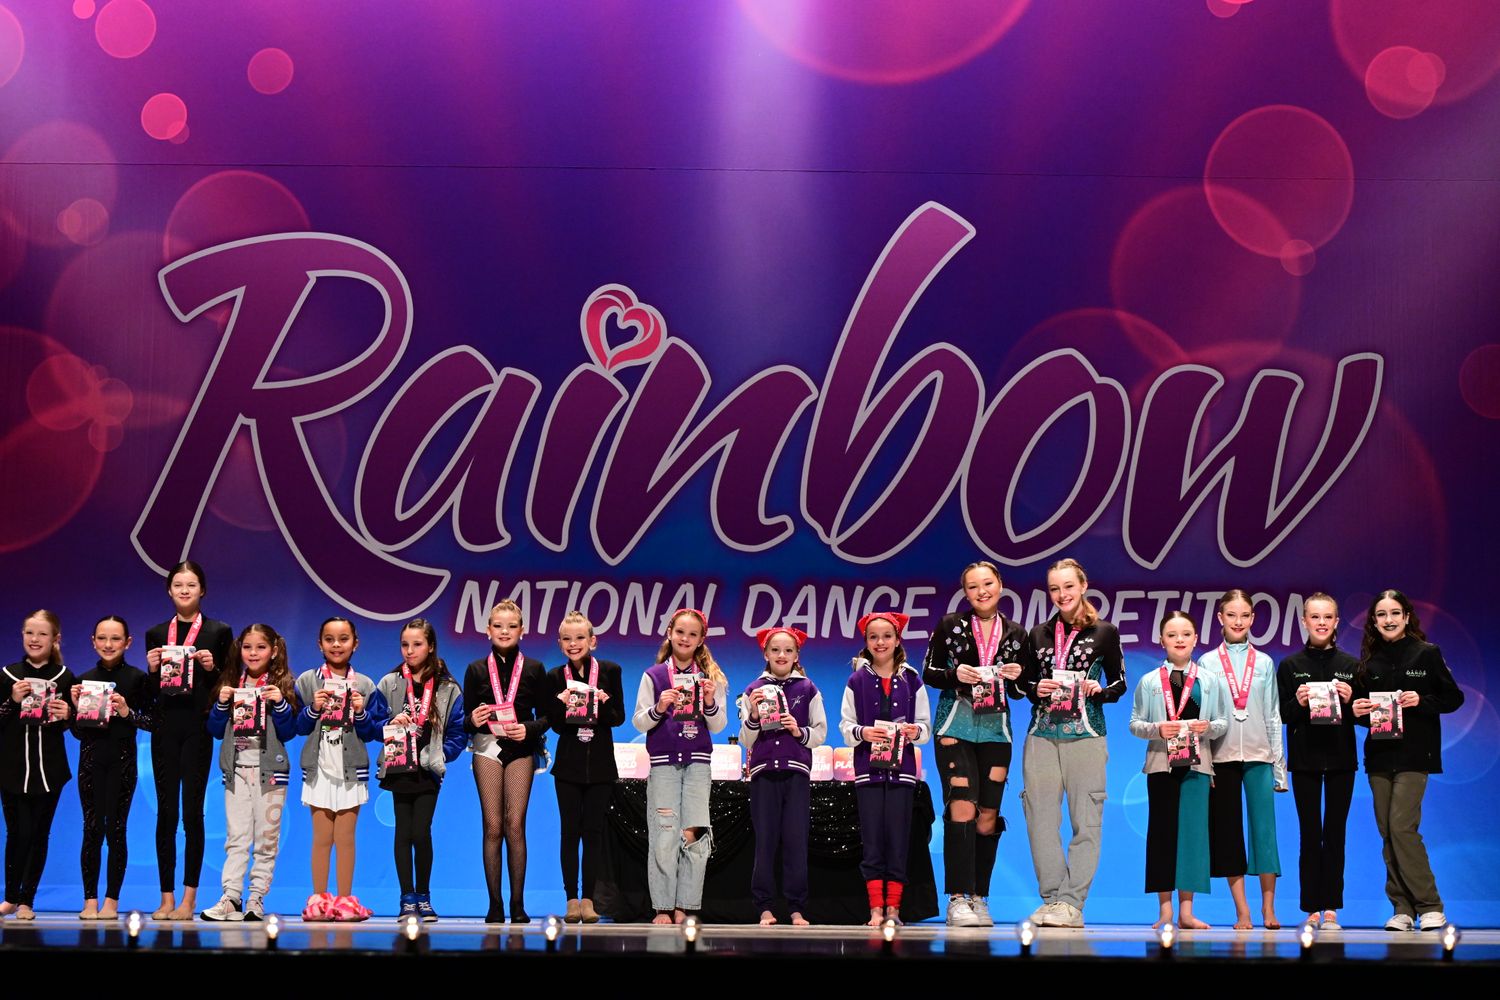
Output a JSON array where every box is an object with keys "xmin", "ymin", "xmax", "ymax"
[
  {"xmin": 99, "ymin": 900, "xmax": 119, "ymax": 919},
  {"xmin": 1263, "ymin": 911, "xmax": 1281, "ymax": 930},
  {"xmin": 790, "ymin": 912, "xmax": 810, "ymax": 927},
  {"xmin": 759, "ymin": 910, "xmax": 777, "ymax": 926},
  {"xmin": 1234, "ymin": 911, "xmax": 1254, "ymax": 931},
  {"xmin": 151, "ymin": 893, "xmax": 175, "ymax": 920},
  {"xmin": 1180, "ymin": 915, "xmax": 1211, "ymax": 930},
  {"xmin": 166, "ymin": 904, "xmax": 196, "ymax": 921},
  {"xmin": 79, "ymin": 901, "xmax": 100, "ymax": 920},
  {"xmin": 651, "ymin": 912, "xmax": 674, "ymax": 925},
  {"xmin": 16, "ymin": 905, "xmax": 35, "ymax": 920},
  {"xmin": 673, "ymin": 909, "xmax": 687, "ymax": 925},
  {"xmin": 0, "ymin": 901, "xmax": 17, "ymax": 917},
  {"xmin": 866, "ymin": 907, "xmax": 883, "ymax": 928},
  {"xmin": 884, "ymin": 906, "xmax": 902, "ymax": 926},
  {"xmin": 1152, "ymin": 906, "xmax": 1173, "ymax": 930}
]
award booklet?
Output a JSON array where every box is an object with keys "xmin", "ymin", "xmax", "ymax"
[
  {"xmin": 1308, "ymin": 681, "xmax": 1343, "ymax": 726},
  {"xmin": 383, "ymin": 723, "xmax": 419, "ymax": 773},
  {"xmin": 671, "ymin": 672, "xmax": 704, "ymax": 721},
  {"xmin": 75, "ymin": 680, "xmax": 115, "ymax": 729},
  {"xmin": 232, "ymin": 687, "xmax": 265, "ymax": 737},
  {"xmin": 970, "ymin": 665, "xmax": 1000, "ymax": 715},
  {"xmin": 564, "ymin": 679, "xmax": 598, "ymax": 725},
  {"xmin": 18, "ymin": 678, "xmax": 56, "ymax": 723},
  {"xmin": 1167, "ymin": 728, "xmax": 1200, "ymax": 768},
  {"xmin": 757, "ymin": 684, "xmax": 789, "ymax": 731},
  {"xmin": 486, "ymin": 701, "xmax": 519, "ymax": 737},
  {"xmin": 158, "ymin": 645, "xmax": 195, "ymax": 696},
  {"xmin": 1369, "ymin": 691, "xmax": 1404, "ymax": 740},
  {"xmin": 868, "ymin": 720, "xmax": 907, "ymax": 770},
  {"xmin": 1049, "ymin": 669, "xmax": 1085, "ymax": 721},
  {"xmin": 321, "ymin": 678, "xmax": 353, "ymax": 729}
]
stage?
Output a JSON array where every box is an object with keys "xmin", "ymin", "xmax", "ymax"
[{"xmin": 2, "ymin": 913, "xmax": 1495, "ymax": 980}]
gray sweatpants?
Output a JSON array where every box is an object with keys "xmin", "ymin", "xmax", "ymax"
[
  {"xmin": 1021, "ymin": 735, "xmax": 1108, "ymax": 910},
  {"xmin": 221, "ymin": 766, "xmax": 287, "ymax": 902}
]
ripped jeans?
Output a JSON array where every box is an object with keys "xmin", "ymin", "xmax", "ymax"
[{"xmin": 645, "ymin": 762, "xmax": 713, "ymax": 913}]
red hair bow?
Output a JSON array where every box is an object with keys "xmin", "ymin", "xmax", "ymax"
[
  {"xmin": 756, "ymin": 626, "xmax": 808, "ymax": 650},
  {"xmin": 857, "ymin": 612, "xmax": 910, "ymax": 638}
]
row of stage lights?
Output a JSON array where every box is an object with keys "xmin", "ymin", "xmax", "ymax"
[{"xmin": 112, "ymin": 909, "xmax": 1462, "ymax": 960}]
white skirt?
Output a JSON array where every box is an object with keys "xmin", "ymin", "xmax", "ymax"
[{"xmin": 301, "ymin": 771, "xmax": 369, "ymax": 810}]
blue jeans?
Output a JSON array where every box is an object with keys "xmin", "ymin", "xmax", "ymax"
[{"xmin": 645, "ymin": 763, "xmax": 712, "ymax": 912}]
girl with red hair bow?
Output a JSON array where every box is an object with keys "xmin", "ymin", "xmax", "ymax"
[
  {"xmin": 839, "ymin": 612, "xmax": 930, "ymax": 926},
  {"xmin": 740, "ymin": 626, "xmax": 826, "ymax": 925}
]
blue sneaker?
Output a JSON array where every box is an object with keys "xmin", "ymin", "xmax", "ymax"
[
  {"xmin": 398, "ymin": 893, "xmax": 420, "ymax": 921},
  {"xmin": 416, "ymin": 893, "xmax": 439, "ymax": 923}
]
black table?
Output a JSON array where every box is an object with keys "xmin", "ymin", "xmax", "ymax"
[{"xmin": 597, "ymin": 779, "xmax": 937, "ymax": 924}]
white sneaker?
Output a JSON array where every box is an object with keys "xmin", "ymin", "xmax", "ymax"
[
  {"xmin": 1384, "ymin": 913, "xmax": 1415, "ymax": 932},
  {"xmin": 1035, "ymin": 900, "xmax": 1068, "ymax": 926},
  {"xmin": 201, "ymin": 896, "xmax": 243, "ymax": 922},
  {"xmin": 1418, "ymin": 910, "xmax": 1446, "ymax": 931},
  {"xmin": 945, "ymin": 895, "xmax": 975, "ymax": 927},
  {"xmin": 243, "ymin": 895, "xmax": 265, "ymax": 921},
  {"xmin": 1052, "ymin": 902, "xmax": 1085, "ymax": 928},
  {"xmin": 968, "ymin": 896, "xmax": 993, "ymax": 926},
  {"xmin": 1030, "ymin": 900, "xmax": 1055, "ymax": 925}
]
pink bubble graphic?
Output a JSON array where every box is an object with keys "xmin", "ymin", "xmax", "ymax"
[
  {"xmin": 56, "ymin": 196, "xmax": 109, "ymax": 246},
  {"xmin": 140, "ymin": 92, "xmax": 187, "ymax": 140},
  {"xmin": 163, "ymin": 169, "xmax": 309, "ymax": 262},
  {"xmin": 1332, "ymin": 0, "xmax": 1500, "ymax": 106},
  {"xmin": 94, "ymin": 0, "xmax": 154, "ymax": 59},
  {"xmin": 168, "ymin": 124, "xmax": 189, "ymax": 146},
  {"xmin": 27, "ymin": 354, "xmax": 95, "ymax": 431},
  {"xmin": 1205, "ymin": 0, "xmax": 1249, "ymax": 19},
  {"xmin": 0, "ymin": 4, "xmax": 22, "ymax": 87},
  {"xmin": 1, "ymin": 121, "xmax": 118, "ymax": 249},
  {"xmin": 1279, "ymin": 238, "xmax": 1315, "ymax": 276},
  {"xmin": 737, "ymin": 0, "xmax": 1030, "ymax": 84},
  {"xmin": 1364, "ymin": 46, "xmax": 1446, "ymax": 119},
  {"xmin": 73, "ymin": 0, "xmax": 96, "ymax": 18},
  {"xmin": 248, "ymin": 47, "xmax": 293, "ymax": 95},
  {"xmin": 1205, "ymin": 105, "xmax": 1354, "ymax": 260},
  {"xmin": 1460, "ymin": 345, "xmax": 1500, "ymax": 419},
  {"xmin": 1111, "ymin": 186, "xmax": 1301, "ymax": 377}
]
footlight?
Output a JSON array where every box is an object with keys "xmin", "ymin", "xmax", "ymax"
[
  {"xmin": 1299, "ymin": 920, "xmax": 1317, "ymax": 956},
  {"xmin": 126, "ymin": 910, "xmax": 143, "ymax": 949},
  {"xmin": 1016, "ymin": 919, "xmax": 1035, "ymax": 957},
  {"xmin": 681, "ymin": 915, "xmax": 700, "ymax": 954},
  {"xmin": 881, "ymin": 917, "xmax": 898, "ymax": 955},
  {"xmin": 264, "ymin": 913, "xmax": 281, "ymax": 951},
  {"xmin": 1157, "ymin": 921, "xmax": 1176, "ymax": 957},
  {"xmin": 1442, "ymin": 924, "xmax": 1461, "ymax": 962},
  {"xmin": 403, "ymin": 913, "xmax": 422, "ymax": 953},
  {"xmin": 544, "ymin": 915, "xmax": 562, "ymax": 952}
]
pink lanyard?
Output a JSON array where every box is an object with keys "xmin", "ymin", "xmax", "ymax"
[
  {"xmin": 1053, "ymin": 620, "xmax": 1081, "ymax": 673},
  {"xmin": 1159, "ymin": 664, "xmax": 1198, "ymax": 720},
  {"xmin": 972, "ymin": 615, "xmax": 1001, "ymax": 667},
  {"xmin": 1217, "ymin": 643, "xmax": 1257, "ymax": 711},
  {"xmin": 486, "ymin": 651, "xmax": 525, "ymax": 708},
  {"xmin": 572, "ymin": 657, "xmax": 600, "ymax": 690},
  {"xmin": 320, "ymin": 664, "xmax": 348, "ymax": 681},
  {"xmin": 238, "ymin": 671, "xmax": 268, "ymax": 689},
  {"xmin": 403, "ymin": 666, "xmax": 434, "ymax": 727},
  {"xmin": 168, "ymin": 614, "xmax": 203, "ymax": 647}
]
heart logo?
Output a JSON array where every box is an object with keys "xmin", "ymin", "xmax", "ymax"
[{"xmin": 580, "ymin": 284, "xmax": 667, "ymax": 373}]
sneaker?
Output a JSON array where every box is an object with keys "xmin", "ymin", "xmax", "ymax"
[
  {"xmin": 1035, "ymin": 900, "xmax": 1068, "ymax": 926},
  {"xmin": 946, "ymin": 895, "xmax": 975, "ymax": 927},
  {"xmin": 416, "ymin": 892, "xmax": 439, "ymax": 923},
  {"xmin": 1051, "ymin": 902, "xmax": 1085, "ymax": 928},
  {"xmin": 1320, "ymin": 911, "xmax": 1342, "ymax": 931},
  {"xmin": 201, "ymin": 895, "xmax": 243, "ymax": 922},
  {"xmin": 969, "ymin": 896, "xmax": 993, "ymax": 926},
  {"xmin": 1029, "ymin": 901, "xmax": 1055, "ymax": 925},
  {"xmin": 398, "ymin": 893, "xmax": 420, "ymax": 921},
  {"xmin": 302, "ymin": 893, "xmax": 334, "ymax": 922},
  {"xmin": 329, "ymin": 896, "xmax": 372, "ymax": 922},
  {"xmin": 1418, "ymin": 911, "xmax": 1447, "ymax": 931},
  {"xmin": 1384, "ymin": 913, "xmax": 1415, "ymax": 932},
  {"xmin": 243, "ymin": 895, "xmax": 265, "ymax": 921}
]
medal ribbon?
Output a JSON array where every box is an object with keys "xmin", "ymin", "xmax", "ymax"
[
  {"xmin": 486, "ymin": 650, "xmax": 525, "ymax": 709},
  {"xmin": 972, "ymin": 615, "xmax": 1001, "ymax": 667},
  {"xmin": 1217, "ymin": 643, "xmax": 1257, "ymax": 711},
  {"xmin": 1159, "ymin": 663, "xmax": 1198, "ymax": 721},
  {"xmin": 403, "ymin": 665, "xmax": 435, "ymax": 728},
  {"xmin": 1053, "ymin": 620, "xmax": 1081, "ymax": 675}
]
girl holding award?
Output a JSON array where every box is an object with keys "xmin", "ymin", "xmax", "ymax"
[
  {"xmin": 463, "ymin": 600, "xmax": 549, "ymax": 924},
  {"xmin": 543, "ymin": 611, "xmax": 625, "ymax": 924},
  {"xmin": 1201, "ymin": 589, "xmax": 1285, "ymax": 930},
  {"xmin": 0, "ymin": 611, "xmax": 76, "ymax": 920},
  {"xmin": 1352, "ymin": 591, "xmax": 1465, "ymax": 932},
  {"xmin": 293, "ymin": 617, "xmax": 381, "ymax": 922},
  {"xmin": 202, "ymin": 624, "xmax": 299, "ymax": 921},
  {"xmin": 143, "ymin": 560, "xmax": 234, "ymax": 920},
  {"xmin": 840, "ymin": 612, "xmax": 930, "ymax": 928},
  {"xmin": 1277, "ymin": 593, "xmax": 1358, "ymax": 931},
  {"xmin": 921, "ymin": 560, "xmax": 1034, "ymax": 927},
  {"xmin": 71, "ymin": 616, "xmax": 153, "ymax": 920},
  {"xmin": 740, "ymin": 625, "xmax": 827, "ymax": 926},
  {"xmin": 1130, "ymin": 611, "xmax": 1227, "ymax": 930},
  {"xmin": 1021, "ymin": 558, "xmax": 1126, "ymax": 929},
  {"xmin": 368, "ymin": 618, "xmax": 466, "ymax": 922},
  {"xmin": 631, "ymin": 608, "xmax": 730, "ymax": 925}
]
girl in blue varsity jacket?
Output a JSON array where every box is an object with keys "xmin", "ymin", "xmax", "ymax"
[
  {"xmin": 739, "ymin": 626, "xmax": 827, "ymax": 926},
  {"xmin": 201, "ymin": 624, "xmax": 300, "ymax": 922},
  {"xmin": 631, "ymin": 608, "xmax": 731, "ymax": 925},
  {"xmin": 365, "ymin": 618, "xmax": 466, "ymax": 922},
  {"xmin": 840, "ymin": 612, "xmax": 931, "ymax": 927},
  {"xmin": 293, "ymin": 616, "xmax": 382, "ymax": 922}
]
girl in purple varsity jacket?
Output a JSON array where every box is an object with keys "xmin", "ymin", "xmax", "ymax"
[
  {"xmin": 839, "ymin": 612, "xmax": 931, "ymax": 927},
  {"xmin": 631, "ymin": 608, "xmax": 731, "ymax": 924},
  {"xmin": 740, "ymin": 626, "xmax": 827, "ymax": 926}
]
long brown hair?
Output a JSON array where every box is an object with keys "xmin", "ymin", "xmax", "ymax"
[
  {"xmin": 391, "ymin": 618, "xmax": 451, "ymax": 735},
  {"xmin": 1356, "ymin": 590, "xmax": 1426, "ymax": 685},
  {"xmin": 214, "ymin": 623, "xmax": 298, "ymax": 706},
  {"xmin": 1047, "ymin": 558, "xmax": 1098, "ymax": 628},
  {"xmin": 655, "ymin": 610, "xmax": 726, "ymax": 688}
]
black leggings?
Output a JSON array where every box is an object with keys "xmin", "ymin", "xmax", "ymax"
[
  {"xmin": 392, "ymin": 789, "xmax": 439, "ymax": 895},
  {"xmin": 1291, "ymin": 770, "xmax": 1355, "ymax": 913},
  {"xmin": 2, "ymin": 789, "xmax": 61, "ymax": 907},
  {"xmin": 935, "ymin": 737, "xmax": 1011, "ymax": 896},
  {"xmin": 79, "ymin": 741, "xmax": 137, "ymax": 901},
  {"xmin": 555, "ymin": 778, "xmax": 612, "ymax": 900},
  {"xmin": 152, "ymin": 721, "xmax": 213, "ymax": 892}
]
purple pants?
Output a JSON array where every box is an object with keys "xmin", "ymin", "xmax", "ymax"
[
  {"xmin": 855, "ymin": 781, "xmax": 915, "ymax": 884},
  {"xmin": 750, "ymin": 771, "xmax": 811, "ymax": 913}
]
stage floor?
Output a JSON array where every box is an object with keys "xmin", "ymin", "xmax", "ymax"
[{"xmin": 2, "ymin": 912, "xmax": 1497, "ymax": 966}]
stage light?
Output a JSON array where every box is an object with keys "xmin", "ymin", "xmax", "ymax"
[
  {"xmin": 264, "ymin": 913, "xmax": 280, "ymax": 950},
  {"xmin": 1157, "ymin": 922, "xmax": 1175, "ymax": 953},
  {"xmin": 682, "ymin": 915, "xmax": 700, "ymax": 954},
  {"xmin": 403, "ymin": 914, "xmax": 422, "ymax": 946},
  {"xmin": 881, "ymin": 917, "xmax": 898, "ymax": 946},
  {"xmin": 1299, "ymin": 921, "xmax": 1317, "ymax": 952},
  {"xmin": 544, "ymin": 915, "xmax": 561, "ymax": 950},
  {"xmin": 1442, "ymin": 924, "xmax": 1461, "ymax": 961},
  {"xmin": 126, "ymin": 910, "xmax": 143, "ymax": 948},
  {"xmin": 1016, "ymin": 919, "xmax": 1035, "ymax": 956}
]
